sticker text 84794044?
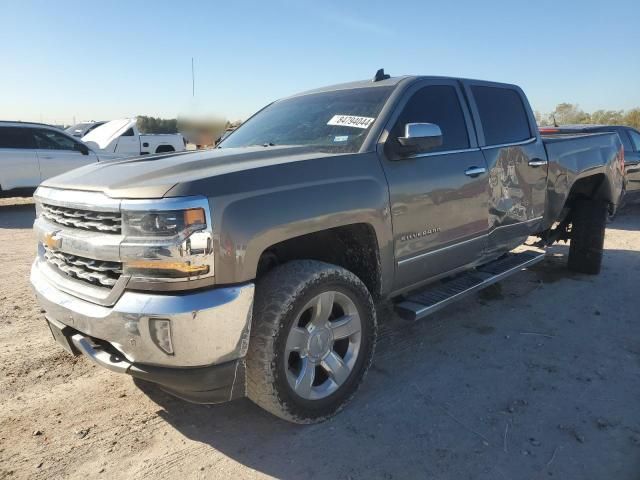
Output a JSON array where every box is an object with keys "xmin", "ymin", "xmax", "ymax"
[{"xmin": 327, "ymin": 115, "xmax": 375, "ymax": 129}]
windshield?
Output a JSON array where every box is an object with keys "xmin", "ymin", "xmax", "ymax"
[
  {"xmin": 219, "ymin": 86, "xmax": 393, "ymax": 153},
  {"xmin": 65, "ymin": 123, "xmax": 92, "ymax": 136}
]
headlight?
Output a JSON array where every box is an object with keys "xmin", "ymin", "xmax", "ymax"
[
  {"xmin": 122, "ymin": 208, "xmax": 206, "ymax": 237},
  {"xmin": 120, "ymin": 198, "xmax": 214, "ymax": 290}
]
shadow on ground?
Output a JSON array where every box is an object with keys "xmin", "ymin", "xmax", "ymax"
[
  {"xmin": 135, "ymin": 244, "xmax": 640, "ymax": 479},
  {"xmin": 0, "ymin": 204, "xmax": 36, "ymax": 229}
]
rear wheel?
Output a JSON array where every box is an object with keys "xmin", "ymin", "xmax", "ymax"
[
  {"xmin": 246, "ymin": 260, "xmax": 376, "ymax": 423},
  {"xmin": 568, "ymin": 198, "xmax": 608, "ymax": 274}
]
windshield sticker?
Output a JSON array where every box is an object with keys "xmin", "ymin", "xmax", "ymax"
[
  {"xmin": 334, "ymin": 135, "xmax": 349, "ymax": 142},
  {"xmin": 327, "ymin": 115, "xmax": 375, "ymax": 129}
]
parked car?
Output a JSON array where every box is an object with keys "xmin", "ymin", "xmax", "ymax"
[
  {"xmin": 0, "ymin": 121, "xmax": 119, "ymax": 197},
  {"xmin": 64, "ymin": 121, "xmax": 107, "ymax": 138},
  {"xmin": 82, "ymin": 118, "xmax": 186, "ymax": 156},
  {"xmin": 540, "ymin": 124, "xmax": 640, "ymax": 202},
  {"xmin": 31, "ymin": 73, "xmax": 624, "ymax": 423}
]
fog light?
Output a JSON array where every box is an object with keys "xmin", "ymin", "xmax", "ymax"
[{"xmin": 149, "ymin": 318, "xmax": 173, "ymax": 355}]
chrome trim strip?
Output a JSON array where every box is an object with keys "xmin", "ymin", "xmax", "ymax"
[
  {"xmin": 489, "ymin": 216, "xmax": 543, "ymax": 233},
  {"xmin": 35, "ymin": 186, "xmax": 121, "ymax": 212},
  {"xmin": 408, "ymin": 147, "xmax": 481, "ymax": 159},
  {"xmin": 397, "ymin": 216, "xmax": 544, "ymax": 266},
  {"xmin": 397, "ymin": 234, "xmax": 487, "ymax": 266},
  {"xmin": 482, "ymin": 137, "xmax": 537, "ymax": 149}
]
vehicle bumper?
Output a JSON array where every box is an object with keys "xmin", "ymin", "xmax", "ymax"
[{"xmin": 31, "ymin": 260, "xmax": 254, "ymax": 403}]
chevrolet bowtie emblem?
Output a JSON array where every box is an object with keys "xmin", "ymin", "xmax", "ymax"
[{"xmin": 44, "ymin": 231, "xmax": 63, "ymax": 250}]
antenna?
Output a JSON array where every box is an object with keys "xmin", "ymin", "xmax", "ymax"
[
  {"xmin": 192, "ymin": 57, "xmax": 195, "ymax": 97},
  {"xmin": 373, "ymin": 68, "xmax": 390, "ymax": 82},
  {"xmin": 552, "ymin": 114, "xmax": 558, "ymax": 127}
]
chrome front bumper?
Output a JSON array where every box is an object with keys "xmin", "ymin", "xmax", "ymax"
[{"xmin": 31, "ymin": 258, "xmax": 254, "ymax": 368}]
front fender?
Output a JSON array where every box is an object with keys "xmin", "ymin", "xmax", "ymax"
[{"xmin": 168, "ymin": 152, "xmax": 394, "ymax": 294}]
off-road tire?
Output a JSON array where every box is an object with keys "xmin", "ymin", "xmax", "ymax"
[
  {"xmin": 246, "ymin": 260, "xmax": 377, "ymax": 423},
  {"xmin": 568, "ymin": 198, "xmax": 608, "ymax": 274}
]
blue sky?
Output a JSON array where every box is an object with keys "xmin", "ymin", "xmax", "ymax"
[{"xmin": 1, "ymin": 0, "xmax": 638, "ymax": 124}]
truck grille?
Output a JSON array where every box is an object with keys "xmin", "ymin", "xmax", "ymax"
[
  {"xmin": 44, "ymin": 246, "xmax": 122, "ymax": 287},
  {"xmin": 41, "ymin": 203, "xmax": 121, "ymax": 234}
]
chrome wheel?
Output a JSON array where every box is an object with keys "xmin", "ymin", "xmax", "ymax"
[{"xmin": 284, "ymin": 290, "xmax": 362, "ymax": 400}]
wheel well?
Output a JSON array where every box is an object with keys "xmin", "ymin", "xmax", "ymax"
[
  {"xmin": 565, "ymin": 174, "xmax": 606, "ymax": 209},
  {"xmin": 256, "ymin": 224, "xmax": 381, "ymax": 299},
  {"xmin": 155, "ymin": 145, "xmax": 175, "ymax": 153}
]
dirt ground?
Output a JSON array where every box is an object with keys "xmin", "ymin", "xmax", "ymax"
[{"xmin": 1, "ymin": 197, "xmax": 639, "ymax": 480}]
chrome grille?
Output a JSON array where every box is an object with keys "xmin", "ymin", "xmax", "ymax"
[
  {"xmin": 44, "ymin": 246, "xmax": 122, "ymax": 287},
  {"xmin": 41, "ymin": 203, "xmax": 121, "ymax": 233}
]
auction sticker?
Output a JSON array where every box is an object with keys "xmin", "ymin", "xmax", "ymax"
[{"xmin": 327, "ymin": 115, "xmax": 375, "ymax": 129}]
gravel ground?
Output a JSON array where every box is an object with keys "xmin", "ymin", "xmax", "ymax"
[{"xmin": 1, "ymin": 197, "xmax": 639, "ymax": 480}]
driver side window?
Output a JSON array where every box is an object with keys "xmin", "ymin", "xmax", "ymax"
[
  {"xmin": 387, "ymin": 85, "xmax": 469, "ymax": 156},
  {"xmin": 33, "ymin": 129, "xmax": 81, "ymax": 152}
]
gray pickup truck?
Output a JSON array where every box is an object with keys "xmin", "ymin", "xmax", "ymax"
[{"xmin": 31, "ymin": 72, "xmax": 624, "ymax": 423}]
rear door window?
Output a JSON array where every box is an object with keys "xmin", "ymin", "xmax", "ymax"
[
  {"xmin": 0, "ymin": 127, "xmax": 35, "ymax": 149},
  {"xmin": 628, "ymin": 129, "xmax": 640, "ymax": 152},
  {"xmin": 471, "ymin": 86, "xmax": 532, "ymax": 145},
  {"xmin": 388, "ymin": 85, "xmax": 469, "ymax": 154}
]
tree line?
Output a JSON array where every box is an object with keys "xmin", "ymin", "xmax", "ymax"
[{"xmin": 536, "ymin": 104, "xmax": 640, "ymax": 130}]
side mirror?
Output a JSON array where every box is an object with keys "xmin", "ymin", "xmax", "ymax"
[
  {"xmin": 397, "ymin": 123, "xmax": 443, "ymax": 154},
  {"xmin": 76, "ymin": 143, "xmax": 90, "ymax": 155}
]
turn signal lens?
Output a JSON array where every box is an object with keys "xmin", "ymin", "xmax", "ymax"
[
  {"xmin": 125, "ymin": 260, "xmax": 209, "ymax": 278},
  {"xmin": 184, "ymin": 208, "xmax": 205, "ymax": 227}
]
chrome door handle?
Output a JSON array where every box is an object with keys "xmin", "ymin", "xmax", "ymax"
[
  {"xmin": 464, "ymin": 166, "xmax": 486, "ymax": 177},
  {"xmin": 528, "ymin": 159, "xmax": 548, "ymax": 167}
]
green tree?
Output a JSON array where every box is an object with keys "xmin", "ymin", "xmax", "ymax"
[
  {"xmin": 550, "ymin": 103, "xmax": 590, "ymax": 125},
  {"xmin": 136, "ymin": 116, "xmax": 178, "ymax": 134},
  {"xmin": 590, "ymin": 110, "xmax": 624, "ymax": 125},
  {"xmin": 623, "ymin": 109, "xmax": 640, "ymax": 130}
]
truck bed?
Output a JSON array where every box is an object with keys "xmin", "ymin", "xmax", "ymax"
[{"xmin": 541, "ymin": 131, "xmax": 624, "ymax": 225}]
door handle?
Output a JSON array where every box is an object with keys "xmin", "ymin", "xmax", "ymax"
[
  {"xmin": 528, "ymin": 159, "xmax": 548, "ymax": 167},
  {"xmin": 464, "ymin": 166, "xmax": 486, "ymax": 177}
]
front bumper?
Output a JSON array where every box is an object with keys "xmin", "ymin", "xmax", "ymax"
[{"xmin": 31, "ymin": 259, "xmax": 254, "ymax": 402}]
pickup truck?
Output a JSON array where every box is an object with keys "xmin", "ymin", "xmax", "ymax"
[
  {"xmin": 81, "ymin": 118, "xmax": 186, "ymax": 156},
  {"xmin": 30, "ymin": 72, "xmax": 624, "ymax": 424}
]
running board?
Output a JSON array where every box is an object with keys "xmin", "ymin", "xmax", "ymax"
[{"xmin": 395, "ymin": 250, "xmax": 545, "ymax": 321}]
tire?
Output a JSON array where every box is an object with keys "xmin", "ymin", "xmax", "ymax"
[
  {"xmin": 568, "ymin": 197, "xmax": 608, "ymax": 274},
  {"xmin": 246, "ymin": 260, "xmax": 377, "ymax": 423}
]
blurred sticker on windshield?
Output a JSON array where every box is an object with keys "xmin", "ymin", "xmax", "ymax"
[
  {"xmin": 327, "ymin": 115, "xmax": 375, "ymax": 129},
  {"xmin": 334, "ymin": 135, "xmax": 349, "ymax": 142}
]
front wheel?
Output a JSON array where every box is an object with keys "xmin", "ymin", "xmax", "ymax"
[
  {"xmin": 246, "ymin": 260, "xmax": 377, "ymax": 423},
  {"xmin": 568, "ymin": 198, "xmax": 608, "ymax": 274}
]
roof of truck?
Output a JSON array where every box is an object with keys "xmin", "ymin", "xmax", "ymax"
[{"xmin": 287, "ymin": 74, "xmax": 520, "ymax": 100}]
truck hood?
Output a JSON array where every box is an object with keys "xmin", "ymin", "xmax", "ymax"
[
  {"xmin": 82, "ymin": 118, "xmax": 135, "ymax": 150},
  {"xmin": 41, "ymin": 146, "xmax": 341, "ymax": 198}
]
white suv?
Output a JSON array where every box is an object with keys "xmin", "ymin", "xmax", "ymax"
[{"xmin": 0, "ymin": 122, "xmax": 105, "ymax": 196}]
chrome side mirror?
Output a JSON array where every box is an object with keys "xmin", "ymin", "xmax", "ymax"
[{"xmin": 397, "ymin": 123, "xmax": 443, "ymax": 153}]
